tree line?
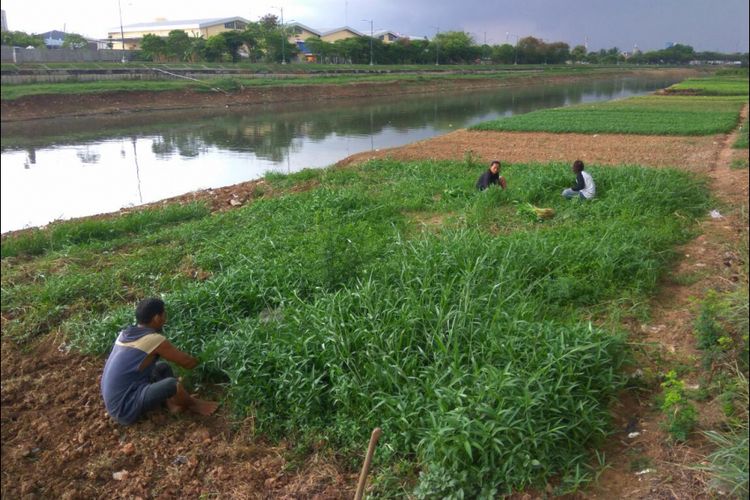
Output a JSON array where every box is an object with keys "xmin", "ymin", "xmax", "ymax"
[{"xmin": 2, "ymin": 17, "xmax": 747, "ymax": 66}]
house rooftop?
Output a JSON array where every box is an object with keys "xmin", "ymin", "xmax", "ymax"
[
  {"xmin": 320, "ymin": 26, "xmax": 365, "ymax": 37},
  {"xmin": 287, "ymin": 21, "xmax": 321, "ymax": 36},
  {"xmin": 110, "ymin": 16, "xmax": 249, "ymax": 32}
]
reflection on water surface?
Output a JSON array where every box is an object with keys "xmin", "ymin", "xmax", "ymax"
[{"xmin": 1, "ymin": 76, "xmax": 679, "ymax": 232}]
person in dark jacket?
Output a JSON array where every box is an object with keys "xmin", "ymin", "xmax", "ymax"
[
  {"xmin": 101, "ymin": 298, "xmax": 218, "ymax": 425},
  {"xmin": 562, "ymin": 159, "xmax": 596, "ymax": 200},
  {"xmin": 476, "ymin": 160, "xmax": 508, "ymax": 191}
]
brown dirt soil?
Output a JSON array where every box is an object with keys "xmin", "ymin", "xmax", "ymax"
[
  {"xmin": 1, "ymin": 93, "xmax": 747, "ymax": 498},
  {"xmin": 1, "ymin": 334, "xmax": 357, "ymax": 499},
  {"xmin": 1, "ymin": 68, "xmax": 698, "ymax": 123},
  {"xmin": 336, "ymin": 129, "xmax": 719, "ymax": 171}
]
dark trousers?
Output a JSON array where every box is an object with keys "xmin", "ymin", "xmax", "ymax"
[{"xmin": 141, "ymin": 361, "xmax": 177, "ymax": 413}]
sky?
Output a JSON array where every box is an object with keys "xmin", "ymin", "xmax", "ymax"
[{"xmin": 2, "ymin": 0, "xmax": 748, "ymax": 53}]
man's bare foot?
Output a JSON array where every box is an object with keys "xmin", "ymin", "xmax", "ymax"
[
  {"xmin": 166, "ymin": 398, "xmax": 186, "ymax": 414},
  {"xmin": 188, "ymin": 398, "xmax": 219, "ymax": 416}
]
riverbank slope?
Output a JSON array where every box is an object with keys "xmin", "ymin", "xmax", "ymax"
[{"xmin": 1, "ymin": 67, "xmax": 699, "ymax": 122}]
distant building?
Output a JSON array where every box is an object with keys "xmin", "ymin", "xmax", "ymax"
[
  {"xmin": 320, "ymin": 26, "xmax": 365, "ymax": 43},
  {"xmin": 40, "ymin": 30, "xmax": 66, "ymax": 49},
  {"xmin": 374, "ymin": 30, "xmax": 401, "ymax": 44},
  {"xmin": 286, "ymin": 22, "xmax": 321, "ymax": 62},
  {"xmin": 665, "ymin": 41, "xmax": 675, "ymax": 49},
  {"xmin": 106, "ymin": 17, "xmax": 250, "ymax": 50},
  {"xmin": 287, "ymin": 22, "xmax": 321, "ymax": 42},
  {"xmin": 1, "ymin": 9, "xmax": 7, "ymax": 32}
]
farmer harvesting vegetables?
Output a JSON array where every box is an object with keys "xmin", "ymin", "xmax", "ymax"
[
  {"xmin": 101, "ymin": 298, "xmax": 218, "ymax": 425},
  {"xmin": 476, "ymin": 160, "xmax": 508, "ymax": 191},
  {"xmin": 562, "ymin": 160, "xmax": 596, "ymax": 200}
]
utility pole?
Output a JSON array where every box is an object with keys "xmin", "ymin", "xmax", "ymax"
[
  {"xmin": 362, "ymin": 19, "xmax": 374, "ymax": 65},
  {"xmin": 506, "ymin": 32, "xmax": 520, "ymax": 65},
  {"xmin": 430, "ymin": 25, "xmax": 440, "ymax": 65},
  {"xmin": 118, "ymin": 0, "xmax": 126, "ymax": 63},
  {"xmin": 272, "ymin": 6, "xmax": 286, "ymax": 64}
]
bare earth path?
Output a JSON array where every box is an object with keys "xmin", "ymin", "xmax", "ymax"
[{"xmin": 1, "ymin": 105, "xmax": 747, "ymax": 498}]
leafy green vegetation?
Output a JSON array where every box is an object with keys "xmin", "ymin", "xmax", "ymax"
[
  {"xmin": 659, "ymin": 370, "xmax": 698, "ymax": 441},
  {"xmin": 1, "ymin": 158, "xmax": 710, "ymax": 495},
  {"xmin": 734, "ymin": 116, "xmax": 749, "ymax": 149},
  {"xmin": 0, "ymin": 202, "xmax": 210, "ymax": 259},
  {"xmin": 470, "ymin": 94, "xmax": 745, "ymax": 136},
  {"xmin": 668, "ymin": 76, "xmax": 749, "ymax": 96}
]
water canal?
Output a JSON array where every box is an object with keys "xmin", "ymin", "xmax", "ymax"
[{"xmin": 1, "ymin": 75, "xmax": 681, "ymax": 232}]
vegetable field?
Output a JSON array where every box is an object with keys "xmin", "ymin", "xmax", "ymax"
[
  {"xmin": 668, "ymin": 74, "xmax": 749, "ymax": 96},
  {"xmin": 470, "ymin": 94, "xmax": 745, "ymax": 136},
  {"xmin": 1, "ymin": 159, "xmax": 710, "ymax": 496}
]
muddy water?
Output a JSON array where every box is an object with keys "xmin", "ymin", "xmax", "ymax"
[{"xmin": 1, "ymin": 75, "xmax": 681, "ymax": 232}]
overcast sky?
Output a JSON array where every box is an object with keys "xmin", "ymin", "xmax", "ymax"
[{"xmin": 2, "ymin": 0, "xmax": 748, "ymax": 53}]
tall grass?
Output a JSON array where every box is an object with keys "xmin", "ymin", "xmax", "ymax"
[
  {"xmin": 2, "ymin": 159, "xmax": 709, "ymax": 495},
  {"xmin": 700, "ymin": 369, "xmax": 748, "ymax": 497},
  {"xmin": 470, "ymin": 95, "xmax": 745, "ymax": 136},
  {"xmin": 0, "ymin": 202, "xmax": 209, "ymax": 259}
]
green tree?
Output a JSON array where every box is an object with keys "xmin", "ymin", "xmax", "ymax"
[
  {"xmin": 62, "ymin": 33, "xmax": 88, "ymax": 49},
  {"xmin": 203, "ymin": 33, "xmax": 228, "ymax": 62},
  {"xmin": 140, "ymin": 34, "xmax": 167, "ymax": 62},
  {"xmin": 222, "ymin": 31, "xmax": 247, "ymax": 62},
  {"xmin": 1, "ymin": 30, "xmax": 44, "ymax": 48},
  {"xmin": 259, "ymin": 14, "xmax": 280, "ymax": 30},
  {"xmin": 517, "ymin": 36, "xmax": 545, "ymax": 64},
  {"xmin": 570, "ymin": 45, "xmax": 587, "ymax": 62},
  {"xmin": 305, "ymin": 37, "xmax": 336, "ymax": 63},
  {"xmin": 187, "ymin": 36, "xmax": 206, "ymax": 63},
  {"xmin": 545, "ymin": 42, "xmax": 570, "ymax": 64},
  {"xmin": 433, "ymin": 31, "xmax": 479, "ymax": 64},
  {"xmin": 490, "ymin": 43, "xmax": 515, "ymax": 64},
  {"xmin": 166, "ymin": 30, "xmax": 192, "ymax": 61}
]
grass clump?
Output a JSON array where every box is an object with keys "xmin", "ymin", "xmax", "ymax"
[
  {"xmin": 2, "ymin": 159, "xmax": 711, "ymax": 496},
  {"xmin": 470, "ymin": 94, "xmax": 745, "ymax": 136},
  {"xmin": 0, "ymin": 202, "xmax": 209, "ymax": 259},
  {"xmin": 700, "ymin": 370, "xmax": 748, "ymax": 498}
]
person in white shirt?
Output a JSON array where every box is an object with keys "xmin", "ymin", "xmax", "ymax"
[{"xmin": 562, "ymin": 160, "xmax": 596, "ymax": 200}]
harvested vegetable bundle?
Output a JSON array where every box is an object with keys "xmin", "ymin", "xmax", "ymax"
[{"xmin": 517, "ymin": 202, "xmax": 555, "ymax": 221}]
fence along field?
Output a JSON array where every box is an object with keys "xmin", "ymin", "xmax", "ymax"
[{"xmin": 1, "ymin": 155, "xmax": 710, "ymax": 495}]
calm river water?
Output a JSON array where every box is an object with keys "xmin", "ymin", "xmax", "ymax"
[{"xmin": 1, "ymin": 75, "xmax": 681, "ymax": 232}]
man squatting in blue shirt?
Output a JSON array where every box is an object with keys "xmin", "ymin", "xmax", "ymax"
[{"xmin": 101, "ymin": 298, "xmax": 218, "ymax": 425}]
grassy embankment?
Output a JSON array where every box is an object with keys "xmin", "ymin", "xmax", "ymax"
[
  {"xmin": 0, "ymin": 65, "xmax": 665, "ymax": 101},
  {"xmin": 1, "ymin": 72, "xmax": 746, "ymax": 496}
]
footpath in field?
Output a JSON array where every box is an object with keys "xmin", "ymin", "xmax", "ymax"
[{"xmin": 1, "ymin": 72, "xmax": 748, "ymax": 498}]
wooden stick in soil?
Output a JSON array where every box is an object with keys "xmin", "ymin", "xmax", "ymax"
[{"xmin": 354, "ymin": 427, "xmax": 382, "ymax": 500}]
